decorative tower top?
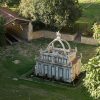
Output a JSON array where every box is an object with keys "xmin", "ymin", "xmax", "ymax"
[
  {"xmin": 46, "ymin": 31, "xmax": 72, "ymax": 55},
  {"xmin": 56, "ymin": 31, "xmax": 61, "ymax": 40}
]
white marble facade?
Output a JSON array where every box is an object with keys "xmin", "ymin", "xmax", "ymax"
[{"xmin": 35, "ymin": 32, "xmax": 81, "ymax": 83}]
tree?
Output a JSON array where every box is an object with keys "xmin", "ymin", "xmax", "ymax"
[
  {"xmin": 0, "ymin": 15, "xmax": 6, "ymax": 46},
  {"xmin": 19, "ymin": 0, "xmax": 36, "ymax": 19},
  {"xmin": 19, "ymin": 0, "xmax": 81, "ymax": 30},
  {"xmin": 83, "ymin": 47, "xmax": 100, "ymax": 99}
]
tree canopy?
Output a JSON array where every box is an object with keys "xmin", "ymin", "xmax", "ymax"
[{"xmin": 19, "ymin": 0, "xmax": 81, "ymax": 30}]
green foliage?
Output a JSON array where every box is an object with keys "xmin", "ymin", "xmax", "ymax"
[
  {"xmin": 19, "ymin": 0, "xmax": 81, "ymax": 30},
  {"xmin": 83, "ymin": 48, "xmax": 100, "ymax": 99},
  {"xmin": 19, "ymin": 0, "xmax": 36, "ymax": 18},
  {"xmin": 0, "ymin": 15, "xmax": 6, "ymax": 46},
  {"xmin": 92, "ymin": 23, "xmax": 100, "ymax": 43},
  {"xmin": 96, "ymin": 47, "xmax": 100, "ymax": 55},
  {"xmin": 0, "ymin": 0, "xmax": 20, "ymax": 6}
]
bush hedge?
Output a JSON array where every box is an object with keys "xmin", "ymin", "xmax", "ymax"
[
  {"xmin": 92, "ymin": 22, "xmax": 100, "ymax": 42},
  {"xmin": 83, "ymin": 47, "xmax": 100, "ymax": 99}
]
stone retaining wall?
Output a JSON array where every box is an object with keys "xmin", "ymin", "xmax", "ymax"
[
  {"xmin": 81, "ymin": 36, "xmax": 99, "ymax": 45},
  {"xmin": 29, "ymin": 30, "xmax": 99, "ymax": 45},
  {"xmin": 30, "ymin": 31, "xmax": 44, "ymax": 40},
  {"xmin": 31, "ymin": 30, "xmax": 75, "ymax": 41}
]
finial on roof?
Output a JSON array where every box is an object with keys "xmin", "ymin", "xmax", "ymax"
[{"xmin": 56, "ymin": 31, "xmax": 61, "ymax": 40}]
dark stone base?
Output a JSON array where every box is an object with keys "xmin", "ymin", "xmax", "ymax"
[{"xmin": 26, "ymin": 70, "xmax": 86, "ymax": 87}]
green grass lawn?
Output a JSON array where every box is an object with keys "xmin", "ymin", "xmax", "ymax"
[
  {"xmin": 78, "ymin": 0, "xmax": 100, "ymax": 24},
  {"xmin": 0, "ymin": 38, "xmax": 98, "ymax": 100}
]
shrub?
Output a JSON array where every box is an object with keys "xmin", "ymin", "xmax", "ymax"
[
  {"xmin": 0, "ymin": 15, "xmax": 6, "ymax": 46},
  {"xmin": 92, "ymin": 22, "xmax": 100, "ymax": 42},
  {"xmin": 83, "ymin": 47, "xmax": 100, "ymax": 99},
  {"xmin": 96, "ymin": 47, "xmax": 100, "ymax": 55}
]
